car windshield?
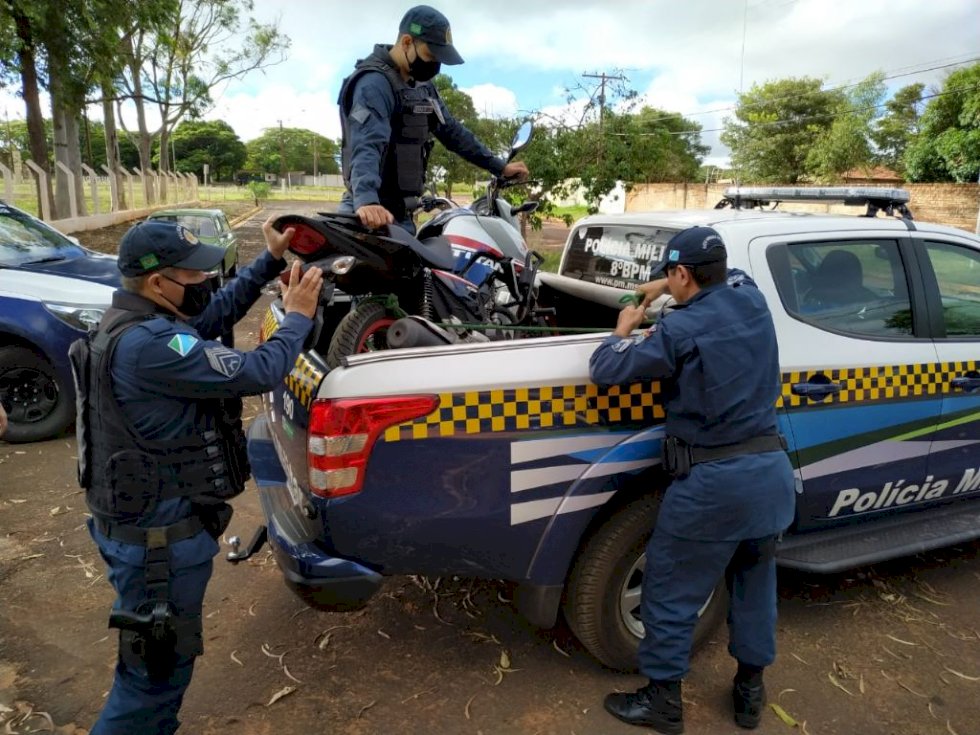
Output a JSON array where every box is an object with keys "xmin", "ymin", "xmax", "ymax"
[
  {"xmin": 152, "ymin": 213, "xmax": 219, "ymax": 239},
  {"xmin": 0, "ymin": 206, "xmax": 85, "ymax": 266}
]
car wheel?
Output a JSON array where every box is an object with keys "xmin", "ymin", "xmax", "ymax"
[
  {"xmin": 564, "ymin": 494, "xmax": 728, "ymax": 672},
  {"xmin": 0, "ymin": 345, "xmax": 75, "ymax": 443}
]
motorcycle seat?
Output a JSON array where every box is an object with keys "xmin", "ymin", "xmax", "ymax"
[{"xmin": 415, "ymin": 234, "xmax": 458, "ymax": 271}]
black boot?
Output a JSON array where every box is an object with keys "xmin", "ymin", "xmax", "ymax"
[
  {"xmin": 604, "ymin": 679, "xmax": 684, "ymax": 734},
  {"xmin": 732, "ymin": 663, "xmax": 766, "ymax": 729}
]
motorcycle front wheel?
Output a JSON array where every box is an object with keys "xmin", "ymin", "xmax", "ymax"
[{"xmin": 325, "ymin": 301, "xmax": 397, "ymax": 369}]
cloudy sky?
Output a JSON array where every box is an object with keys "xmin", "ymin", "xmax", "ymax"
[{"xmin": 3, "ymin": 0, "xmax": 979, "ymax": 166}]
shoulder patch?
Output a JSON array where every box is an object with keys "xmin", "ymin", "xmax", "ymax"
[
  {"xmin": 167, "ymin": 333, "xmax": 199, "ymax": 357},
  {"xmin": 205, "ymin": 346, "xmax": 243, "ymax": 378}
]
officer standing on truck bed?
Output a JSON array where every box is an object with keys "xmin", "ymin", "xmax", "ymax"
[
  {"xmin": 337, "ymin": 4, "xmax": 528, "ymax": 233},
  {"xmin": 70, "ymin": 218, "xmax": 322, "ymax": 734},
  {"xmin": 590, "ymin": 226, "xmax": 795, "ymax": 734}
]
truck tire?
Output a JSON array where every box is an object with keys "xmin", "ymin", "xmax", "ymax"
[
  {"xmin": 326, "ymin": 302, "xmax": 396, "ymax": 369},
  {"xmin": 564, "ymin": 494, "xmax": 728, "ymax": 672},
  {"xmin": 0, "ymin": 345, "xmax": 74, "ymax": 443}
]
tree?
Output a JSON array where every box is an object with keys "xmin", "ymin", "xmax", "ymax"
[
  {"xmin": 905, "ymin": 63, "xmax": 980, "ymax": 183},
  {"xmin": 872, "ymin": 82, "xmax": 924, "ymax": 176},
  {"xmin": 722, "ymin": 77, "xmax": 845, "ymax": 183},
  {"xmin": 167, "ymin": 119, "xmax": 246, "ymax": 182},
  {"xmin": 244, "ymin": 127, "xmax": 338, "ymax": 177},
  {"xmin": 805, "ymin": 72, "xmax": 886, "ymax": 182},
  {"xmin": 114, "ymin": 0, "xmax": 289, "ymax": 201}
]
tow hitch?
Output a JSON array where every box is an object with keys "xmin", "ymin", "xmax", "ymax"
[{"xmin": 226, "ymin": 525, "xmax": 268, "ymax": 562}]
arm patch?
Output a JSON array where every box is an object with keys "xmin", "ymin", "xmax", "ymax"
[{"xmin": 205, "ymin": 346, "xmax": 244, "ymax": 377}]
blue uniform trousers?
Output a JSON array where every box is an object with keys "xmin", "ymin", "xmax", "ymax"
[
  {"xmin": 90, "ymin": 528, "xmax": 213, "ymax": 735},
  {"xmin": 638, "ymin": 529, "xmax": 778, "ymax": 681}
]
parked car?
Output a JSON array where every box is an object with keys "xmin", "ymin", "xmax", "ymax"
[
  {"xmin": 245, "ymin": 186, "xmax": 980, "ymax": 671},
  {"xmin": 0, "ymin": 201, "xmax": 118, "ymax": 442},
  {"xmin": 146, "ymin": 207, "xmax": 240, "ymax": 345}
]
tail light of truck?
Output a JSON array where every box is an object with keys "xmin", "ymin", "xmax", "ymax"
[{"xmin": 307, "ymin": 395, "xmax": 439, "ymax": 498}]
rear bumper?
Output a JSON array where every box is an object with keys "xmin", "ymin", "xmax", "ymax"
[{"xmin": 247, "ymin": 415, "xmax": 383, "ymax": 610}]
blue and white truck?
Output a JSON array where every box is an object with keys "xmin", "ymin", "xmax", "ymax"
[{"xmin": 245, "ymin": 187, "xmax": 980, "ymax": 670}]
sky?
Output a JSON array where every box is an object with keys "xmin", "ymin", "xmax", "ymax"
[{"xmin": 2, "ymin": 0, "xmax": 979, "ymax": 167}]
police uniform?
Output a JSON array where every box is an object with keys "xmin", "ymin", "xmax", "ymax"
[
  {"xmin": 70, "ymin": 222, "xmax": 312, "ymax": 735},
  {"xmin": 337, "ymin": 7, "xmax": 506, "ymax": 232},
  {"xmin": 590, "ymin": 227, "xmax": 795, "ymax": 733}
]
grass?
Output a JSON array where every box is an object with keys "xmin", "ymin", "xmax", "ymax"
[{"xmin": 549, "ymin": 204, "xmax": 590, "ymax": 223}]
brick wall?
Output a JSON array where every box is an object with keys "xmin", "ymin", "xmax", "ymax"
[{"xmin": 625, "ymin": 182, "xmax": 980, "ymax": 234}]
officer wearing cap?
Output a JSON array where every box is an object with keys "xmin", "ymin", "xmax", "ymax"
[
  {"xmin": 337, "ymin": 5, "xmax": 529, "ymax": 232},
  {"xmin": 590, "ymin": 226, "xmax": 795, "ymax": 733},
  {"xmin": 69, "ymin": 217, "xmax": 323, "ymax": 734}
]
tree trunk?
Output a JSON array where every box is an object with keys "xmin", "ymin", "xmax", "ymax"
[
  {"xmin": 64, "ymin": 112, "xmax": 87, "ymax": 216},
  {"xmin": 127, "ymin": 53, "xmax": 154, "ymax": 205},
  {"xmin": 11, "ymin": 5, "xmax": 54, "ymax": 216},
  {"xmin": 101, "ymin": 80, "xmax": 126, "ymax": 209},
  {"xmin": 51, "ymin": 94, "xmax": 71, "ymax": 220},
  {"xmin": 158, "ymin": 126, "xmax": 170, "ymax": 201}
]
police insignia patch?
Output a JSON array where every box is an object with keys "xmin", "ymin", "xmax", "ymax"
[
  {"xmin": 205, "ymin": 346, "xmax": 243, "ymax": 377},
  {"xmin": 167, "ymin": 334, "xmax": 198, "ymax": 357}
]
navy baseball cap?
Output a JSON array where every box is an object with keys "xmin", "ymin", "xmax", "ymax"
[
  {"xmin": 399, "ymin": 5, "xmax": 464, "ymax": 65},
  {"xmin": 649, "ymin": 226, "xmax": 728, "ymax": 278},
  {"xmin": 117, "ymin": 220, "xmax": 226, "ymax": 277}
]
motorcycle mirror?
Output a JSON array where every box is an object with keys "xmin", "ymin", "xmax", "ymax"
[{"xmin": 509, "ymin": 121, "xmax": 533, "ymax": 154}]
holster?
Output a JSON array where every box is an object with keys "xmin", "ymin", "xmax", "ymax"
[{"xmin": 662, "ymin": 436, "xmax": 692, "ymax": 479}]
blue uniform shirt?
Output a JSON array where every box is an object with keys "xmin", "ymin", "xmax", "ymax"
[
  {"xmin": 95, "ymin": 250, "xmax": 312, "ymax": 567},
  {"xmin": 590, "ymin": 270, "xmax": 796, "ymax": 540},
  {"xmin": 341, "ymin": 69, "xmax": 506, "ymax": 212}
]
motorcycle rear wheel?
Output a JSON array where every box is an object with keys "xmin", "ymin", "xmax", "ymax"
[{"xmin": 326, "ymin": 302, "xmax": 396, "ymax": 369}]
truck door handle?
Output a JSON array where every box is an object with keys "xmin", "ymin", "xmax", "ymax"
[
  {"xmin": 951, "ymin": 371, "xmax": 980, "ymax": 392},
  {"xmin": 791, "ymin": 381, "xmax": 842, "ymax": 399}
]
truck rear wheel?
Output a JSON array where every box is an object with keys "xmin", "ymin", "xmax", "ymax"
[
  {"xmin": 563, "ymin": 494, "xmax": 728, "ymax": 672},
  {"xmin": 326, "ymin": 302, "xmax": 396, "ymax": 369}
]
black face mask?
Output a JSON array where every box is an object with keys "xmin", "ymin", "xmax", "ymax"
[
  {"xmin": 163, "ymin": 274, "xmax": 214, "ymax": 317},
  {"xmin": 408, "ymin": 42, "xmax": 441, "ymax": 82}
]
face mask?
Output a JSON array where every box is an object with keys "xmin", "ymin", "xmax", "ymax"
[
  {"xmin": 408, "ymin": 42, "xmax": 441, "ymax": 82},
  {"xmin": 163, "ymin": 274, "xmax": 214, "ymax": 317}
]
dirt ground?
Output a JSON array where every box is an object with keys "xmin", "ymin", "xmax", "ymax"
[{"xmin": 2, "ymin": 203, "xmax": 980, "ymax": 735}]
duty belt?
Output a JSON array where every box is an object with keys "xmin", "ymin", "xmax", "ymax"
[
  {"xmin": 663, "ymin": 434, "xmax": 788, "ymax": 478},
  {"xmin": 94, "ymin": 515, "xmax": 205, "ymax": 548}
]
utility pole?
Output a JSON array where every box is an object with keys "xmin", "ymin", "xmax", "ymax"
[
  {"xmin": 313, "ymin": 134, "xmax": 318, "ymax": 181},
  {"xmin": 277, "ymin": 119, "xmax": 285, "ymax": 185},
  {"xmin": 582, "ymin": 71, "xmax": 627, "ymax": 131}
]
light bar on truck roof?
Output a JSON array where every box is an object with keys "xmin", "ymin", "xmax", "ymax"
[{"xmin": 716, "ymin": 186, "xmax": 913, "ymax": 219}]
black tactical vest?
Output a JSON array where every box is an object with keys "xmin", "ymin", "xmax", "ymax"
[
  {"xmin": 69, "ymin": 301, "xmax": 250, "ymax": 524},
  {"xmin": 338, "ymin": 44, "xmax": 439, "ymax": 220}
]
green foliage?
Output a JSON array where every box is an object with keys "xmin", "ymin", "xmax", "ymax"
[
  {"xmin": 246, "ymin": 180, "xmax": 271, "ymax": 203},
  {"xmin": 722, "ymin": 77, "xmax": 845, "ymax": 183},
  {"xmin": 905, "ymin": 64, "xmax": 980, "ymax": 183},
  {"xmin": 167, "ymin": 119, "xmax": 246, "ymax": 181},
  {"xmin": 244, "ymin": 126, "xmax": 338, "ymax": 175},
  {"xmin": 805, "ymin": 72, "xmax": 886, "ymax": 181},
  {"xmin": 872, "ymin": 83, "xmax": 924, "ymax": 175}
]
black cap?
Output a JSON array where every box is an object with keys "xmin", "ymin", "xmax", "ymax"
[
  {"xmin": 649, "ymin": 226, "xmax": 728, "ymax": 278},
  {"xmin": 118, "ymin": 220, "xmax": 226, "ymax": 277},
  {"xmin": 399, "ymin": 5, "xmax": 464, "ymax": 65}
]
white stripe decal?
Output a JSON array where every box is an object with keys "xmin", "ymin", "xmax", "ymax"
[
  {"xmin": 510, "ymin": 459, "xmax": 658, "ymax": 493},
  {"xmin": 511, "ymin": 491, "xmax": 616, "ymax": 525},
  {"xmin": 799, "ymin": 440, "xmax": 978, "ymax": 480},
  {"xmin": 510, "ymin": 434, "xmax": 626, "ymax": 464}
]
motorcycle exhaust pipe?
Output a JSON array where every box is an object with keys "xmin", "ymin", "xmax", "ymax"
[{"xmin": 387, "ymin": 316, "xmax": 459, "ymax": 349}]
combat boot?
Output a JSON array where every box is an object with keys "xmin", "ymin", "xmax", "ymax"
[
  {"xmin": 603, "ymin": 679, "xmax": 683, "ymax": 734},
  {"xmin": 732, "ymin": 663, "xmax": 766, "ymax": 729}
]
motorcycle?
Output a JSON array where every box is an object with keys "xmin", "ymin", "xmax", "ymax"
[{"xmin": 274, "ymin": 121, "xmax": 547, "ymax": 368}]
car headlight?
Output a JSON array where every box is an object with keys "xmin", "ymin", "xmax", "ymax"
[{"xmin": 44, "ymin": 303, "xmax": 106, "ymax": 331}]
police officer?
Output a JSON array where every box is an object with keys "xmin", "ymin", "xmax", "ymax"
[
  {"xmin": 70, "ymin": 218, "xmax": 323, "ymax": 734},
  {"xmin": 337, "ymin": 5, "xmax": 529, "ymax": 232},
  {"xmin": 590, "ymin": 227, "xmax": 795, "ymax": 734}
]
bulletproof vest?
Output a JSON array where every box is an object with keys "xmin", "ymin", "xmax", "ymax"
[
  {"xmin": 69, "ymin": 304, "xmax": 250, "ymax": 523},
  {"xmin": 338, "ymin": 44, "xmax": 438, "ymax": 220}
]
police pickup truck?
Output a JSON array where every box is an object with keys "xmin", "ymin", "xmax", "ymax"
[{"xmin": 245, "ymin": 187, "xmax": 980, "ymax": 671}]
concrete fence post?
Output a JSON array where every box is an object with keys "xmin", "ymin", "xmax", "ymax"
[
  {"xmin": 81, "ymin": 163, "xmax": 100, "ymax": 215},
  {"xmin": 101, "ymin": 164, "xmax": 119, "ymax": 212},
  {"xmin": 24, "ymin": 160, "xmax": 52, "ymax": 221}
]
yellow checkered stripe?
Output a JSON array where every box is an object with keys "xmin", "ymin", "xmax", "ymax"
[
  {"xmin": 261, "ymin": 308, "xmax": 280, "ymax": 341},
  {"xmin": 778, "ymin": 360, "xmax": 977, "ymax": 409},
  {"xmin": 285, "ymin": 354, "xmax": 325, "ymax": 408},
  {"xmin": 384, "ymin": 382, "xmax": 664, "ymax": 442}
]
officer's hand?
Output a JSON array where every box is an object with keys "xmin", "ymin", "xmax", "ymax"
[
  {"xmin": 637, "ymin": 278, "xmax": 669, "ymax": 307},
  {"xmin": 356, "ymin": 205, "xmax": 394, "ymax": 229},
  {"xmin": 263, "ymin": 216, "xmax": 294, "ymax": 260},
  {"xmin": 0, "ymin": 403, "xmax": 7, "ymax": 439},
  {"xmin": 614, "ymin": 304, "xmax": 646, "ymax": 338},
  {"xmin": 282, "ymin": 261, "xmax": 324, "ymax": 319},
  {"xmin": 502, "ymin": 161, "xmax": 529, "ymax": 181}
]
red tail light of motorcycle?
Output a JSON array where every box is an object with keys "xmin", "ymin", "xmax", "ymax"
[
  {"xmin": 288, "ymin": 223, "xmax": 327, "ymax": 255},
  {"xmin": 307, "ymin": 395, "xmax": 440, "ymax": 497}
]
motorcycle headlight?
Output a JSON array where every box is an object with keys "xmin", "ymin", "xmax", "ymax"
[{"xmin": 44, "ymin": 303, "xmax": 106, "ymax": 331}]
